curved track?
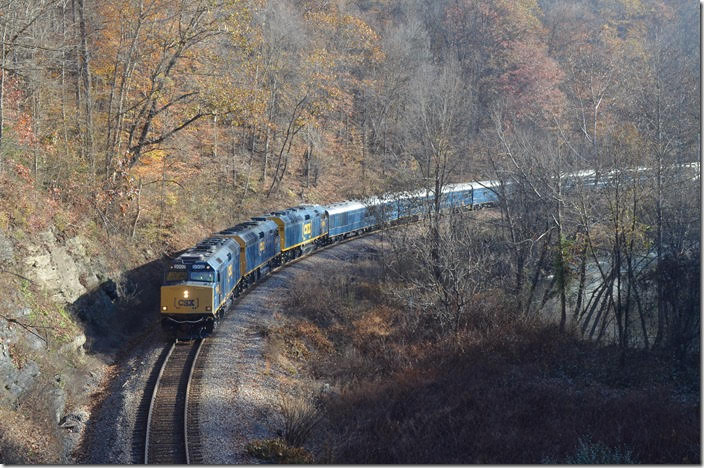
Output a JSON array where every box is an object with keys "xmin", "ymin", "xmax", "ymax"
[
  {"xmin": 141, "ymin": 227, "xmax": 395, "ymax": 464},
  {"xmin": 144, "ymin": 339, "xmax": 204, "ymax": 464}
]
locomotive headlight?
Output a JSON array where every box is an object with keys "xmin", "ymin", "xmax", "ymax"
[
  {"xmin": 162, "ymin": 306, "xmax": 167, "ymax": 311},
  {"xmin": 183, "ymin": 290, "xmax": 189, "ymax": 298}
]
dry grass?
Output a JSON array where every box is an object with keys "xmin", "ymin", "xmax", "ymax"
[
  {"xmin": 320, "ymin": 322, "xmax": 699, "ymax": 464},
  {"xmin": 278, "ymin": 394, "xmax": 323, "ymax": 447}
]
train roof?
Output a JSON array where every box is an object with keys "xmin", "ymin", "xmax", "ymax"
[
  {"xmin": 265, "ymin": 204, "xmax": 325, "ymax": 223},
  {"xmin": 364, "ymin": 180, "xmax": 502, "ymax": 206},
  {"xmin": 171, "ymin": 236, "xmax": 239, "ymax": 268},
  {"xmin": 445, "ymin": 179, "xmax": 502, "ymax": 192},
  {"xmin": 323, "ymin": 200, "xmax": 368, "ymax": 216},
  {"xmin": 565, "ymin": 162, "xmax": 699, "ymax": 181},
  {"xmin": 217, "ymin": 219, "xmax": 278, "ymax": 245}
]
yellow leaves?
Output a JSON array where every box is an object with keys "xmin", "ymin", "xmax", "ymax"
[
  {"xmin": 304, "ymin": 7, "xmax": 381, "ymax": 66},
  {"xmin": 500, "ymin": 0, "xmax": 543, "ymax": 34},
  {"xmin": 141, "ymin": 149, "xmax": 168, "ymax": 166},
  {"xmin": 222, "ymin": 0, "xmax": 258, "ymax": 50},
  {"xmin": 131, "ymin": 149, "xmax": 167, "ymax": 179},
  {"xmin": 307, "ymin": 48, "xmax": 335, "ymax": 70}
]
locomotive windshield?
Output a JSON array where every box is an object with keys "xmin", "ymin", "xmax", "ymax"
[
  {"xmin": 189, "ymin": 271, "xmax": 215, "ymax": 282},
  {"xmin": 165, "ymin": 271, "xmax": 187, "ymax": 283}
]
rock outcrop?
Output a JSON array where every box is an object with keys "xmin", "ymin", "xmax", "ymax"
[
  {"xmin": 23, "ymin": 231, "xmax": 103, "ymax": 304},
  {"xmin": 0, "ymin": 227, "xmax": 115, "ymax": 462}
]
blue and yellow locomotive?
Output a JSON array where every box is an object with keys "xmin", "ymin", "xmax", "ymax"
[
  {"xmin": 218, "ymin": 219, "xmax": 281, "ymax": 286},
  {"xmin": 160, "ymin": 236, "xmax": 240, "ymax": 335},
  {"xmin": 266, "ymin": 204, "xmax": 327, "ymax": 260}
]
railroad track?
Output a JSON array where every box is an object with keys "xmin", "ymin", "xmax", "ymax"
[{"xmin": 144, "ymin": 339, "xmax": 206, "ymax": 464}]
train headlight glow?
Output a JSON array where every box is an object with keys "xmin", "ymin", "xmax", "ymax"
[
  {"xmin": 162, "ymin": 306, "xmax": 167, "ymax": 311},
  {"xmin": 183, "ymin": 290, "xmax": 189, "ymax": 298}
]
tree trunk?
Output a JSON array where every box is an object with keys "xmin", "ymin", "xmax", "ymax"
[
  {"xmin": 654, "ymin": 149, "xmax": 664, "ymax": 347},
  {"xmin": 76, "ymin": 0, "xmax": 95, "ymax": 177},
  {"xmin": 231, "ymin": 123, "xmax": 238, "ymax": 190},
  {"xmin": 304, "ymin": 139, "xmax": 312, "ymax": 188},
  {"xmin": 212, "ymin": 113, "xmax": 218, "ymax": 159},
  {"xmin": 60, "ymin": 2, "xmax": 70, "ymax": 172},
  {"xmin": 262, "ymin": 125, "xmax": 270, "ymax": 183},
  {"xmin": 111, "ymin": 5, "xmax": 144, "ymax": 180},
  {"xmin": 0, "ymin": 21, "xmax": 6, "ymax": 172},
  {"xmin": 131, "ymin": 177, "xmax": 142, "ymax": 239},
  {"xmin": 556, "ymin": 148, "xmax": 567, "ymax": 332},
  {"xmin": 573, "ymin": 242, "xmax": 588, "ymax": 320}
]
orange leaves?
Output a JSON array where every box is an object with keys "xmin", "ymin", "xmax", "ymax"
[
  {"xmin": 498, "ymin": 38, "xmax": 567, "ymax": 121},
  {"xmin": 13, "ymin": 162, "xmax": 33, "ymax": 184},
  {"xmin": 14, "ymin": 113, "xmax": 37, "ymax": 146},
  {"xmin": 447, "ymin": 0, "xmax": 566, "ymax": 124}
]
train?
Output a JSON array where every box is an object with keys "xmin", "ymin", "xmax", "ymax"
[
  {"xmin": 160, "ymin": 162, "xmax": 701, "ymax": 338},
  {"xmin": 159, "ymin": 180, "xmax": 500, "ymax": 337}
]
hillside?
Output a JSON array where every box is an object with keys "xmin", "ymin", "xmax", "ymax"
[{"xmin": 0, "ymin": 0, "xmax": 699, "ymax": 463}]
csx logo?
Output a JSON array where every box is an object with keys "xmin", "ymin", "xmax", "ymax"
[
  {"xmin": 303, "ymin": 223, "xmax": 312, "ymax": 235},
  {"xmin": 177, "ymin": 299, "xmax": 198, "ymax": 308}
]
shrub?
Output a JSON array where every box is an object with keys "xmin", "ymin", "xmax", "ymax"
[
  {"xmin": 279, "ymin": 395, "xmax": 322, "ymax": 447},
  {"xmin": 245, "ymin": 438, "xmax": 313, "ymax": 463}
]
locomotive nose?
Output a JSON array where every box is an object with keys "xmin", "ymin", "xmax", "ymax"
[{"xmin": 160, "ymin": 284, "xmax": 214, "ymax": 314}]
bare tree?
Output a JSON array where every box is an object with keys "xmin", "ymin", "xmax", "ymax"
[
  {"xmin": 123, "ymin": 0, "xmax": 223, "ymax": 169},
  {"xmin": 401, "ymin": 59, "xmax": 471, "ymax": 282},
  {"xmin": 384, "ymin": 211, "xmax": 498, "ymax": 342}
]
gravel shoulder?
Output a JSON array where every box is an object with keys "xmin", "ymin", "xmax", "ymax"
[{"xmin": 75, "ymin": 325, "xmax": 171, "ymax": 463}]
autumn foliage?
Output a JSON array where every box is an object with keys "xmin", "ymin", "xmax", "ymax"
[{"xmin": 0, "ymin": 0, "xmax": 695, "ymax": 256}]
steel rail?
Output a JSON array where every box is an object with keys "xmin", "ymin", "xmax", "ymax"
[
  {"xmin": 144, "ymin": 341, "xmax": 175, "ymax": 463},
  {"xmin": 184, "ymin": 338, "xmax": 205, "ymax": 464},
  {"xmin": 144, "ymin": 339, "xmax": 202, "ymax": 464}
]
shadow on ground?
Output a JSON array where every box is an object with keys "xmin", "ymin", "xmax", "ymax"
[{"xmin": 69, "ymin": 253, "xmax": 179, "ymax": 358}]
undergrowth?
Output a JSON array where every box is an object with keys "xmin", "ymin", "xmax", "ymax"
[{"xmin": 271, "ymin": 251, "xmax": 700, "ymax": 464}]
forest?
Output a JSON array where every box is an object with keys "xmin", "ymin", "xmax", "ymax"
[{"xmin": 0, "ymin": 0, "xmax": 699, "ymax": 464}]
